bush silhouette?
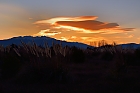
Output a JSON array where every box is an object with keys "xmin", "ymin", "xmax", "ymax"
[
  {"xmin": 122, "ymin": 51, "xmax": 139, "ymax": 66},
  {"xmin": 101, "ymin": 51, "xmax": 114, "ymax": 61},
  {"xmin": 15, "ymin": 64, "xmax": 68, "ymax": 84},
  {"xmin": 1, "ymin": 53, "xmax": 21, "ymax": 79},
  {"xmin": 70, "ymin": 46, "xmax": 85, "ymax": 63},
  {"xmin": 135, "ymin": 48, "xmax": 140, "ymax": 59}
]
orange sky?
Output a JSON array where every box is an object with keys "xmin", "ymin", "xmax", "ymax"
[{"xmin": 1, "ymin": 1, "xmax": 140, "ymax": 45}]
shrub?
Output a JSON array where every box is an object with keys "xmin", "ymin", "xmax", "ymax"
[
  {"xmin": 15, "ymin": 63, "xmax": 68, "ymax": 84},
  {"xmin": 70, "ymin": 46, "xmax": 85, "ymax": 63},
  {"xmin": 1, "ymin": 53, "xmax": 21, "ymax": 79},
  {"xmin": 124, "ymin": 52, "xmax": 138, "ymax": 66},
  {"xmin": 135, "ymin": 48, "xmax": 140, "ymax": 59},
  {"xmin": 101, "ymin": 51, "xmax": 114, "ymax": 61}
]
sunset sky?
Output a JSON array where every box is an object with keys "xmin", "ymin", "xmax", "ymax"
[{"xmin": 0, "ymin": 0, "xmax": 140, "ymax": 45}]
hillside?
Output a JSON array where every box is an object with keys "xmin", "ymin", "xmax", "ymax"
[{"xmin": 0, "ymin": 36, "xmax": 89, "ymax": 49}]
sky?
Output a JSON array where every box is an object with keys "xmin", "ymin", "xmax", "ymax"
[{"xmin": 0, "ymin": 0, "xmax": 140, "ymax": 45}]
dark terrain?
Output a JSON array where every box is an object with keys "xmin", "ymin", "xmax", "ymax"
[{"xmin": 0, "ymin": 42, "xmax": 140, "ymax": 93}]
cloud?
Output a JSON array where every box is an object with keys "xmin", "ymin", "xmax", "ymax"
[
  {"xmin": 33, "ymin": 29, "xmax": 61, "ymax": 36},
  {"xmin": 34, "ymin": 16, "xmax": 97, "ymax": 25},
  {"xmin": 114, "ymin": 34, "xmax": 134, "ymax": 39},
  {"xmin": 128, "ymin": 34, "xmax": 134, "ymax": 38},
  {"xmin": 29, "ymin": 17, "xmax": 33, "ymax": 20},
  {"xmin": 34, "ymin": 16, "xmax": 135, "ymax": 44},
  {"xmin": 59, "ymin": 37, "xmax": 68, "ymax": 41},
  {"xmin": 56, "ymin": 20, "xmax": 134, "ymax": 34},
  {"xmin": 56, "ymin": 20, "xmax": 118, "ymax": 30},
  {"xmin": 56, "ymin": 36, "xmax": 107, "ymax": 44},
  {"xmin": 35, "ymin": 16, "xmax": 134, "ymax": 35}
]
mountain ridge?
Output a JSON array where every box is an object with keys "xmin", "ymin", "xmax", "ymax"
[
  {"xmin": 0, "ymin": 36, "xmax": 90, "ymax": 49},
  {"xmin": 0, "ymin": 36, "xmax": 140, "ymax": 49}
]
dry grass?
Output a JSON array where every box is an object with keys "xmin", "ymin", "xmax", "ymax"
[{"xmin": 0, "ymin": 41, "xmax": 140, "ymax": 92}]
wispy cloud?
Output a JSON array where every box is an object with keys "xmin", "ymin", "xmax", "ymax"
[
  {"xmin": 33, "ymin": 29, "xmax": 61, "ymax": 36},
  {"xmin": 34, "ymin": 16, "xmax": 135, "ymax": 44},
  {"xmin": 34, "ymin": 16, "xmax": 97, "ymax": 24},
  {"xmin": 128, "ymin": 34, "xmax": 134, "ymax": 38},
  {"xmin": 55, "ymin": 20, "xmax": 134, "ymax": 34},
  {"xmin": 35, "ymin": 16, "xmax": 134, "ymax": 34}
]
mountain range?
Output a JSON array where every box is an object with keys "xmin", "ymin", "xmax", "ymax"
[
  {"xmin": 0, "ymin": 36, "xmax": 140, "ymax": 49},
  {"xmin": 0, "ymin": 36, "xmax": 90, "ymax": 49}
]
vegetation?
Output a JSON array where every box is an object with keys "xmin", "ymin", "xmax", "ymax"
[{"xmin": 0, "ymin": 40, "xmax": 140, "ymax": 92}]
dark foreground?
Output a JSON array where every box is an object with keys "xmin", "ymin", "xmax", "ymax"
[
  {"xmin": 0, "ymin": 61, "xmax": 140, "ymax": 93},
  {"xmin": 0, "ymin": 43, "xmax": 140, "ymax": 93}
]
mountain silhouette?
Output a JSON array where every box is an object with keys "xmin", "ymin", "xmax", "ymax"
[
  {"xmin": 0, "ymin": 36, "xmax": 90, "ymax": 49},
  {"xmin": 0, "ymin": 36, "xmax": 140, "ymax": 49}
]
